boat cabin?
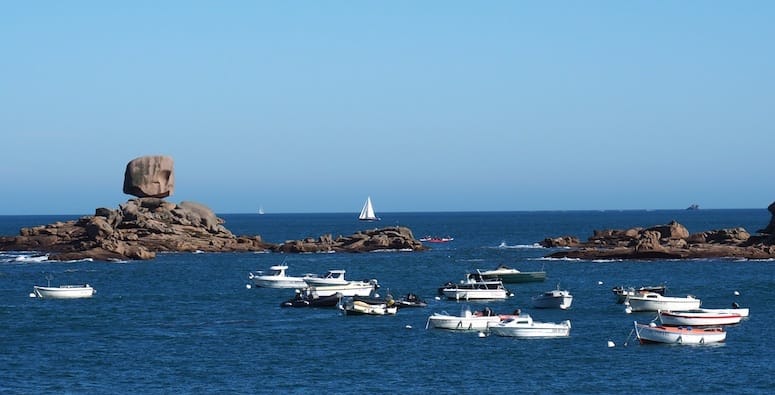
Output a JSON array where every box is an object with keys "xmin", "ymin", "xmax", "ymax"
[{"xmin": 321, "ymin": 270, "xmax": 346, "ymax": 281}]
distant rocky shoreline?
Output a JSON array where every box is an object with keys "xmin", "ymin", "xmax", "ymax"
[{"xmin": 540, "ymin": 202, "xmax": 775, "ymax": 260}]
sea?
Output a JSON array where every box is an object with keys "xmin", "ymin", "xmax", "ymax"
[{"xmin": 1, "ymin": 209, "xmax": 774, "ymax": 394}]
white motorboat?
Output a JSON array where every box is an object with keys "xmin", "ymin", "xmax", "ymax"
[
  {"xmin": 303, "ymin": 269, "xmax": 349, "ymax": 286},
  {"xmin": 658, "ymin": 310, "xmax": 743, "ymax": 326},
  {"xmin": 487, "ymin": 314, "xmax": 571, "ymax": 338},
  {"xmin": 625, "ymin": 292, "xmax": 701, "ymax": 312},
  {"xmin": 426, "ymin": 306, "xmax": 513, "ymax": 331},
  {"xmin": 248, "ymin": 264, "xmax": 316, "ymax": 289},
  {"xmin": 307, "ymin": 279, "xmax": 379, "ymax": 297},
  {"xmin": 32, "ymin": 284, "xmax": 95, "ymax": 299},
  {"xmin": 532, "ymin": 287, "xmax": 573, "ymax": 310},
  {"xmin": 633, "ymin": 321, "xmax": 726, "ymax": 345},
  {"xmin": 440, "ymin": 273, "xmax": 511, "ymax": 300}
]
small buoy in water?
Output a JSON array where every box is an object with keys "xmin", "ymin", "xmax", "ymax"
[
  {"xmin": 598, "ymin": 281, "xmax": 603, "ymax": 285},
  {"xmin": 405, "ymin": 325, "xmax": 412, "ymax": 329},
  {"xmin": 434, "ymin": 296, "xmax": 441, "ymax": 301},
  {"xmin": 734, "ymin": 290, "xmax": 740, "ymax": 296},
  {"xmin": 245, "ymin": 284, "xmax": 252, "ymax": 289},
  {"xmin": 607, "ymin": 340, "xmax": 615, "ymax": 348},
  {"xmin": 29, "ymin": 292, "xmax": 36, "ymax": 298},
  {"xmin": 478, "ymin": 331, "xmax": 487, "ymax": 338},
  {"xmin": 625, "ymin": 307, "xmax": 633, "ymax": 314}
]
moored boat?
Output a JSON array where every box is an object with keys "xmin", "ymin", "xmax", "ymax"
[
  {"xmin": 697, "ymin": 306, "xmax": 750, "ymax": 318},
  {"xmin": 439, "ymin": 273, "xmax": 511, "ymax": 300},
  {"xmin": 248, "ymin": 264, "xmax": 317, "ymax": 289},
  {"xmin": 612, "ymin": 284, "xmax": 666, "ymax": 304},
  {"xmin": 340, "ymin": 296, "xmax": 397, "ymax": 316},
  {"xmin": 303, "ymin": 269, "xmax": 349, "ymax": 286},
  {"xmin": 280, "ymin": 291, "xmax": 343, "ymax": 308},
  {"xmin": 478, "ymin": 264, "xmax": 546, "ymax": 283},
  {"xmin": 487, "ymin": 314, "xmax": 571, "ymax": 338},
  {"xmin": 532, "ymin": 288, "xmax": 573, "ymax": 310},
  {"xmin": 426, "ymin": 306, "xmax": 516, "ymax": 331},
  {"xmin": 32, "ymin": 284, "xmax": 96, "ymax": 299},
  {"xmin": 633, "ymin": 321, "xmax": 726, "ymax": 345},
  {"xmin": 658, "ymin": 310, "xmax": 743, "ymax": 326},
  {"xmin": 394, "ymin": 292, "xmax": 428, "ymax": 308},
  {"xmin": 307, "ymin": 279, "xmax": 380, "ymax": 297},
  {"xmin": 625, "ymin": 292, "xmax": 701, "ymax": 312}
]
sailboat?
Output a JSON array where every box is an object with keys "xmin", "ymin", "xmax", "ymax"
[
  {"xmin": 258, "ymin": 205, "xmax": 265, "ymax": 215},
  {"xmin": 358, "ymin": 196, "xmax": 380, "ymax": 221}
]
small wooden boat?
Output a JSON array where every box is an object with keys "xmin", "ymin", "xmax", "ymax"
[
  {"xmin": 612, "ymin": 285, "xmax": 666, "ymax": 304},
  {"xmin": 697, "ymin": 306, "xmax": 750, "ymax": 318},
  {"xmin": 633, "ymin": 321, "xmax": 726, "ymax": 344},
  {"xmin": 478, "ymin": 265, "xmax": 546, "ymax": 283},
  {"xmin": 658, "ymin": 310, "xmax": 743, "ymax": 326},
  {"xmin": 625, "ymin": 292, "xmax": 701, "ymax": 312},
  {"xmin": 340, "ymin": 296, "xmax": 397, "ymax": 316},
  {"xmin": 32, "ymin": 284, "xmax": 95, "ymax": 299},
  {"xmin": 488, "ymin": 314, "xmax": 571, "ymax": 338}
]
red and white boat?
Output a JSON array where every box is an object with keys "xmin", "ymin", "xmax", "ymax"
[
  {"xmin": 633, "ymin": 321, "xmax": 726, "ymax": 345},
  {"xmin": 658, "ymin": 310, "xmax": 743, "ymax": 326},
  {"xmin": 419, "ymin": 236, "xmax": 454, "ymax": 243}
]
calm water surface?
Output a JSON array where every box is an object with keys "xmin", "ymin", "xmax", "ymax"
[{"xmin": 1, "ymin": 210, "xmax": 774, "ymax": 394}]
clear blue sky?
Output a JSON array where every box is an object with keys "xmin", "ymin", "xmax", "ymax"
[{"xmin": 2, "ymin": 1, "xmax": 773, "ymax": 215}]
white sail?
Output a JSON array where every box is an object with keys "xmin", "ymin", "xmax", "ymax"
[{"xmin": 358, "ymin": 196, "xmax": 379, "ymax": 221}]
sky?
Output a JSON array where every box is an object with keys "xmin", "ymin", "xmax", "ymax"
[{"xmin": 1, "ymin": 1, "xmax": 773, "ymax": 215}]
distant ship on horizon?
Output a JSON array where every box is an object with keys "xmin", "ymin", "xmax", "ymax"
[{"xmin": 686, "ymin": 204, "xmax": 700, "ymax": 210}]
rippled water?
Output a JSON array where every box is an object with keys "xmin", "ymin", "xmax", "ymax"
[{"xmin": 1, "ymin": 210, "xmax": 774, "ymax": 393}]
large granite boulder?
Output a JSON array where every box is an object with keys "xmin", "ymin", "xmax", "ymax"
[
  {"xmin": 756, "ymin": 201, "xmax": 775, "ymax": 234},
  {"xmin": 123, "ymin": 156, "xmax": 175, "ymax": 198}
]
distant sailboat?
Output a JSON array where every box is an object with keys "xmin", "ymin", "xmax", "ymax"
[
  {"xmin": 258, "ymin": 206, "xmax": 265, "ymax": 215},
  {"xmin": 358, "ymin": 196, "xmax": 380, "ymax": 221}
]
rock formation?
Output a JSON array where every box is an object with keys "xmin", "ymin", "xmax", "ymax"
[
  {"xmin": 542, "ymin": 209, "xmax": 775, "ymax": 260},
  {"xmin": 123, "ymin": 155, "xmax": 175, "ymax": 198},
  {"xmin": 0, "ymin": 155, "xmax": 426, "ymax": 261},
  {"xmin": 0, "ymin": 199, "xmax": 426, "ymax": 261}
]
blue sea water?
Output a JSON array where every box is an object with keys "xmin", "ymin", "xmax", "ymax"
[{"xmin": 1, "ymin": 210, "xmax": 774, "ymax": 394}]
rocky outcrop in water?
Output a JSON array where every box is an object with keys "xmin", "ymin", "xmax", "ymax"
[
  {"xmin": 542, "ymin": 207, "xmax": 775, "ymax": 260},
  {"xmin": 0, "ymin": 199, "xmax": 425, "ymax": 261}
]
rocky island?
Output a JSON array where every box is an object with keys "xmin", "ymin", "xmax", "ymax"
[
  {"xmin": 0, "ymin": 156, "xmax": 425, "ymax": 261},
  {"xmin": 540, "ymin": 202, "xmax": 775, "ymax": 260}
]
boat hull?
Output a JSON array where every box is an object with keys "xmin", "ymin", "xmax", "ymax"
[
  {"xmin": 489, "ymin": 319, "xmax": 571, "ymax": 338},
  {"xmin": 634, "ymin": 322, "xmax": 726, "ymax": 344},
  {"xmin": 532, "ymin": 291, "xmax": 573, "ymax": 310},
  {"xmin": 698, "ymin": 307, "xmax": 749, "ymax": 318},
  {"xmin": 658, "ymin": 310, "xmax": 742, "ymax": 326},
  {"xmin": 626, "ymin": 296, "xmax": 701, "ymax": 312},
  {"xmin": 309, "ymin": 282, "xmax": 377, "ymax": 297},
  {"xmin": 33, "ymin": 285, "xmax": 95, "ymax": 299},
  {"xmin": 250, "ymin": 277, "xmax": 309, "ymax": 289},
  {"xmin": 441, "ymin": 289, "xmax": 508, "ymax": 300},
  {"xmin": 426, "ymin": 314, "xmax": 502, "ymax": 331},
  {"xmin": 342, "ymin": 300, "xmax": 397, "ymax": 316}
]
